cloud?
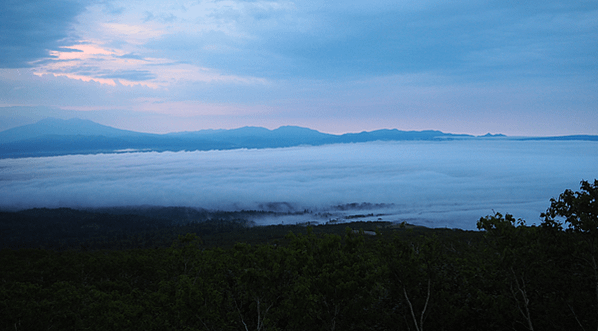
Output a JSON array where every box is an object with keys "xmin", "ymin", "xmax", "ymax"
[
  {"xmin": 0, "ymin": 0, "xmax": 86, "ymax": 68},
  {"xmin": 117, "ymin": 53, "xmax": 144, "ymax": 60},
  {"xmin": 4, "ymin": 0, "xmax": 596, "ymax": 79},
  {"xmin": 222, "ymin": 0, "xmax": 598, "ymax": 80},
  {"xmin": 1, "ymin": 140, "xmax": 597, "ymax": 229},
  {"xmin": 143, "ymin": 10, "xmax": 177, "ymax": 23},
  {"xmin": 97, "ymin": 70, "xmax": 156, "ymax": 81}
]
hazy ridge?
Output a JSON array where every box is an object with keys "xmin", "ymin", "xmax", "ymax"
[
  {"xmin": 2, "ymin": 117, "xmax": 597, "ymax": 158},
  {"xmin": 0, "ymin": 117, "xmax": 471, "ymax": 158}
]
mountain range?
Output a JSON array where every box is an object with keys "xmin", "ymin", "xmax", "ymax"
[{"xmin": 0, "ymin": 118, "xmax": 596, "ymax": 158}]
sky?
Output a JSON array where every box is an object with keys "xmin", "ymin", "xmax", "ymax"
[
  {"xmin": 1, "ymin": 140, "xmax": 597, "ymax": 229},
  {"xmin": 1, "ymin": 0, "xmax": 597, "ymax": 135}
]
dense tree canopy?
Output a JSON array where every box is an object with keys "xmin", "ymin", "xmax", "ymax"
[
  {"xmin": 542, "ymin": 179, "xmax": 598, "ymax": 234},
  {"xmin": 1, "ymin": 180, "xmax": 597, "ymax": 330}
]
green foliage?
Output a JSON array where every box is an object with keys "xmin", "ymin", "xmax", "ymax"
[
  {"xmin": 2, "ymin": 181, "xmax": 598, "ymax": 330},
  {"xmin": 541, "ymin": 179, "xmax": 598, "ymax": 330},
  {"xmin": 542, "ymin": 179, "xmax": 598, "ymax": 234}
]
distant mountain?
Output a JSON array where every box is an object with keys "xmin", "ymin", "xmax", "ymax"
[
  {"xmin": 479, "ymin": 133, "xmax": 507, "ymax": 138},
  {"xmin": 14, "ymin": 117, "xmax": 597, "ymax": 159},
  {"xmin": 521, "ymin": 135, "xmax": 598, "ymax": 141},
  {"xmin": 168, "ymin": 125, "xmax": 334, "ymax": 148},
  {"xmin": 333, "ymin": 129, "xmax": 471, "ymax": 143},
  {"xmin": 0, "ymin": 134, "xmax": 239, "ymax": 158},
  {"xmin": 0, "ymin": 117, "xmax": 150, "ymax": 143}
]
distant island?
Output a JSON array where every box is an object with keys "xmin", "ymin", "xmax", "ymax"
[{"xmin": 0, "ymin": 117, "xmax": 596, "ymax": 158}]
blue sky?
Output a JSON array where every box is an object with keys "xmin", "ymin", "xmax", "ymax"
[{"xmin": 1, "ymin": 0, "xmax": 597, "ymax": 135}]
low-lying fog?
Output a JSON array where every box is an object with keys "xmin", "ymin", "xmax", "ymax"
[{"xmin": 1, "ymin": 140, "xmax": 596, "ymax": 229}]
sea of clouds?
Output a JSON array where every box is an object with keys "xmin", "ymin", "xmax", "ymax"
[{"xmin": 1, "ymin": 140, "xmax": 596, "ymax": 229}]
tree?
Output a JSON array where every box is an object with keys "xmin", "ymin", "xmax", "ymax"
[
  {"xmin": 542, "ymin": 179, "xmax": 598, "ymax": 234},
  {"xmin": 477, "ymin": 212, "xmax": 541, "ymax": 331},
  {"xmin": 378, "ymin": 234, "xmax": 446, "ymax": 331},
  {"xmin": 542, "ymin": 179, "xmax": 598, "ymax": 330}
]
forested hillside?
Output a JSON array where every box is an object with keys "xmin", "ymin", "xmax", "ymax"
[{"xmin": 1, "ymin": 180, "xmax": 597, "ymax": 330}]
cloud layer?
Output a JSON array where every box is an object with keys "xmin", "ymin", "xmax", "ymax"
[
  {"xmin": 0, "ymin": 0, "xmax": 85, "ymax": 68},
  {"xmin": 1, "ymin": 140, "xmax": 596, "ymax": 229}
]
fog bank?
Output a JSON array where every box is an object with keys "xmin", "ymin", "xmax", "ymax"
[{"xmin": 1, "ymin": 140, "xmax": 596, "ymax": 229}]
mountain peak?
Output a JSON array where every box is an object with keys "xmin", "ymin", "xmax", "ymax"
[
  {"xmin": 480, "ymin": 133, "xmax": 506, "ymax": 137},
  {"xmin": 0, "ymin": 117, "xmax": 144, "ymax": 143},
  {"xmin": 273, "ymin": 125, "xmax": 328, "ymax": 135}
]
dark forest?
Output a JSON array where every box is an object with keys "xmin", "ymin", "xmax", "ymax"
[{"xmin": 1, "ymin": 180, "xmax": 597, "ymax": 330}]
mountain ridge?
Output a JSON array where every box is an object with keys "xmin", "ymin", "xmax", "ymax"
[
  {"xmin": 1, "ymin": 117, "xmax": 595, "ymax": 158},
  {"xmin": 0, "ymin": 117, "xmax": 156, "ymax": 143}
]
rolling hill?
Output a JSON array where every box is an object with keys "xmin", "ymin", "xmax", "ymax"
[
  {"xmin": 0, "ymin": 118, "xmax": 482, "ymax": 158},
  {"xmin": 8, "ymin": 118, "xmax": 595, "ymax": 159}
]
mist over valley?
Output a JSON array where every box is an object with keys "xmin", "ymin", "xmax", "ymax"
[{"xmin": 1, "ymin": 137, "xmax": 596, "ymax": 230}]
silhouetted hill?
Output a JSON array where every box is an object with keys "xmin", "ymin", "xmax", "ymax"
[
  {"xmin": 167, "ymin": 125, "xmax": 333, "ymax": 148},
  {"xmin": 0, "ymin": 133, "xmax": 238, "ymax": 158},
  {"xmin": 11, "ymin": 118, "xmax": 596, "ymax": 159},
  {"xmin": 522, "ymin": 135, "xmax": 598, "ymax": 141},
  {"xmin": 0, "ymin": 118, "xmax": 151, "ymax": 143},
  {"xmin": 479, "ymin": 133, "xmax": 507, "ymax": 138},
  {"xmin": 333, "ymin": 129, "xmax": 470, "ymax": 143}
]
